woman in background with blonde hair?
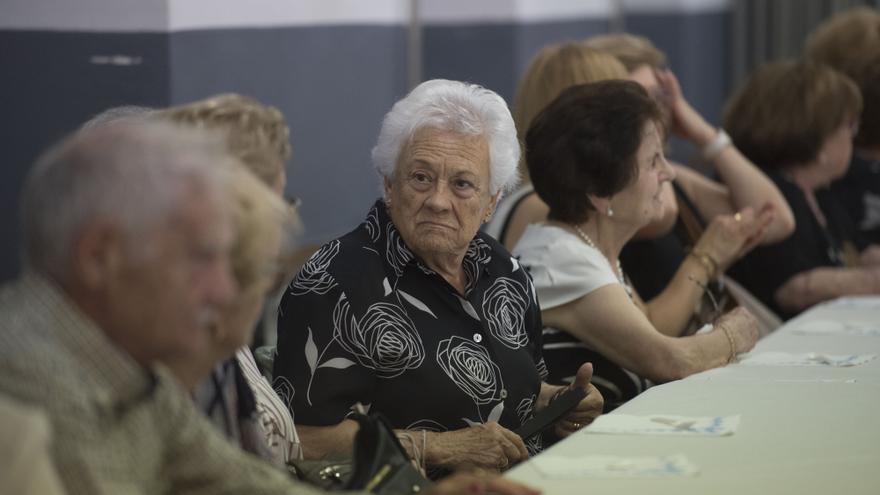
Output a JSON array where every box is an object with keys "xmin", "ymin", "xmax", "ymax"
[
  {"xmin": 484, "ymin": 42, "xmax": 627, "ymax": 247},
  {"xmin": 160, "ymin": 93, "xmax": 304, "ymax": 466}
]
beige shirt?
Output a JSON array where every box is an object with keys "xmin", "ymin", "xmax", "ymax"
[
  {"xmin": 0, "ymin": 395, "xmax": 66, "ymax": 495},
  {"xmin": 0, "ymin": 273, "xmax": 324, "ymax": 495}
]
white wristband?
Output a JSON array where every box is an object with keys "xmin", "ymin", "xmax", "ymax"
[{"xmin": 702, "ymin": 129, "xmax": 732, "ymax": 160}]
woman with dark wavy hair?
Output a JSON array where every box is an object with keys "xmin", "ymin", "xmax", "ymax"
[
  {"xmin": 514, "ymin": 80, "xmax": 759, "ymax": 410},
  {"xmin": 272, "ymin": 79, "xmax": 603, "ymax": 476}
]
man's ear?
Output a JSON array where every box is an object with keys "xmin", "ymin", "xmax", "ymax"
[{"xmin": 71, "ymin": 222, "xmax": 125, "ymax": 291}]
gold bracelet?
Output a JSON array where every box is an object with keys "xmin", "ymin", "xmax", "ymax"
[
  {"xmin": 689, "ymin": 249, "xmax": 718, "ymax": 280},
  {"xmin": 718, "ymin": 323, "xmax": 737, "ymax": 363}
]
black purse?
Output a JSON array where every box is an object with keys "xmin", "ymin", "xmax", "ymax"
[{"xmin": 291, "ymin": 413, "xmax": 432, "ymax": 495}]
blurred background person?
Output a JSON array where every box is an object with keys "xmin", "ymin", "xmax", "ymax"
[
  {"xmin": 806, "ymin": 7, "xmax": 880, "ymax": 249},
  {"xmin": 724, "ymin": 60, "xmax": 880, "ymax": 319},
  {"xmin": 160, "ymin": 93, "xmax": 304, "ymax": 466}
]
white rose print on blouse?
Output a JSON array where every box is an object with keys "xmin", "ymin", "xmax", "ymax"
[
  {"xmin": 437, "ymin": 336, "xmax": 507, "ymax": 423},
  {"xmin": 481, "ymin": 277, "xmax": 530, "ymax": 350},
  {"xmin": 364, "ymin": 205, "xmax": 381, "ymax": 242},
  {"xmin": 303, "ymin": 292, "xmax": 426, "ymax": 404},
  {"xmin": 385, "ymin": 222, "xmax": 414, "ymax": 277},
  {"xmin": 289, "ymin": 240, "xmax": 340, "ymax": 295},
  {"xmin": 462, "ymin": 237, "xmax": 493, "ymax": 290}
]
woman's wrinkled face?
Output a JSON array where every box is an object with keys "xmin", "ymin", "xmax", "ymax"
[
  {"xmin": 611, "ymin": 120, "xmax": 676, "ymax": 229},
  {"xmin": 385, "ymin": 127, "xmax": 497, "ymax": 261}
]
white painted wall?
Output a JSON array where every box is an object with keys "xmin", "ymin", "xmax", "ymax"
[
  {"xmin": 0, "ymin": 0, "xmax": 167, "ymax": 31},
  {"xmin": 0, "ymin": 0, "xmax": 730, "ymax": 32},
  {"xmin": 168, "ymin": 0, "xmax": 409, "ymax": 30}
]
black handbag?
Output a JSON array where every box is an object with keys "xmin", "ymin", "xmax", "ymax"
[{"xmin": 291, "ymin": 413, "xmax": 432, "ymax": 495}]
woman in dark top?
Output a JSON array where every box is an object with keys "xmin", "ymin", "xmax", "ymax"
[
  {"xmin": 273, "ymin": 79, "xmax": 602, "ymax": 475},
  {"xmin": 724, "ymin": 60, "xmax": 880, "ymax": 319},
  {"xmin": 807, "ymin": 10, "xmax": 880, "ymax": 249}
]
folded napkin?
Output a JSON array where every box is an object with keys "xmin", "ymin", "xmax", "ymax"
[
  {"xmin": 737, "ymin": 352, "xmax": 877, "ymax": 367},
  {"xmin": 790, "ymin": 320, "xmax": 880, "ymax": 337},
  {"xmin": 531, "ymin": 453, "xmax": 699, "ymax": 478},
  {"xmin": 585, "ymin": 414, "xmax": 740, "ymax": 436}
]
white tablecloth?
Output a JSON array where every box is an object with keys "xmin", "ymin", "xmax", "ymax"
[{"xmin": 506, "ymin": 297, "xmax": 880, "ymax": 494}]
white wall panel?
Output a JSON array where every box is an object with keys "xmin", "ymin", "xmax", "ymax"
[
  {"xmin": 168, "ymin": 0, "xmax": 409, "ymax": 30},
  {"xmin": 0, "ymin": 0, "xmax": 167, "ymax": 31}
]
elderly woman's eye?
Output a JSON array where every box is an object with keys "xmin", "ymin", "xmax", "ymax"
[
  {"xmin": 412, "ymin": 172, "xmax": 430, "ymax": 182},
  {"xmin": 454, "ymin": 179, "xmax": 475, "ymax": 190}
]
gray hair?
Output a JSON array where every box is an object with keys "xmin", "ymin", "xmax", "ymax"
[
  {"xmin": 80, "ymin": 105, "xmax": 154, "ymax": 130},
  {"xmin": 21, "ymin": 121, "xmax": 232, "ymax": 277},
  {"xmin": 371, "ymin": 79, "xmax": 521, "ymax": 197}
]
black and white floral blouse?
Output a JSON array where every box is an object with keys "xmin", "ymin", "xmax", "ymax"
[{"xmin": 273, "ymin": 200, "xmax": 548, "ymax": 455}]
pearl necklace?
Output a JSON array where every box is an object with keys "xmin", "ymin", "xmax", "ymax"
[{"xmin": 572, "ymin": 224, "xmax": 631, "ymax": 295}]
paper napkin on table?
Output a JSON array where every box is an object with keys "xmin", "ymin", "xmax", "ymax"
[
  {"xmin": 531, "ymin": 453, "xmax": 699, "ymax": 478},
  {"xmin": 789, "ymin": 319, "xmax": 880, "ymax": 337},
  {"xmin": 737, "ymin": 352, "xmax": 877, "ymax": 367},
  {"xmin": 584, "ymin": 414, "xmax": 740, "ymax": 436}
]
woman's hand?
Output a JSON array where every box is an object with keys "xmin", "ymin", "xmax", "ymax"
[
  {"xmin": 693, "ymin": 204, "xmax": 775, "ymax": 273},
  {"xmin": 429, "ymin": 471, "xmax": 540, "ymax": 495},
  {"xmin": 654, "ymin": 69, "xmax": 715, "ymax": 145},
  {"xmin": 426, "ymin": 422, "xmax": 528, "ymax": 472},
  {"xmin": 552, "ymin": 363, "xmax": 604, "ymax": 438},
  {"xmin": 716, "ymin": 306, "xmax": 759, "ymax": 355}
]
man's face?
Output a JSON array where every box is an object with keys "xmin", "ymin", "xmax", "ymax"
[{"xmin": 105, "ymin": 181, "xmax": 237, "ymax": 365}]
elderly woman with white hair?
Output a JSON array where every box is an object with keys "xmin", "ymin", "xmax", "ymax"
[{"xmin": 273, "ymin": 79, "xmax": 603, "ymax": 474}]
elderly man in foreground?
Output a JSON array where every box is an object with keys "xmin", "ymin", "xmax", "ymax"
[{"xmin": 0, "ymin": 121, "xmax": 537, "ymax": 495}]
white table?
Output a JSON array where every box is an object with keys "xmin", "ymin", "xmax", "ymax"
[{"xmin": 506, "ymin": 297, "xmax": 880, "ymax": 494}]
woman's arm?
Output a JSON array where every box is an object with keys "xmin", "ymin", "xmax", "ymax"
[
  {"xmin": 859, "ymin": 245, "xmax": 880, "ymax": 266},
  {"xmin": 642, "ymin": 253, "xmax": 713, "ymax": 336},
  {"xmin": 543, "ymin": 285, "xmax": 757, "ymax": 383},
  {"xmin": 774, "ymin": 266, "xmax": 880, "ymax": 314},
  {"xmin": 297, "ymin": 419, "xmax": 528, "ymax": 472},
  {"xmin": 656, "ymin": 69, "xmax": 795, "ymax": 243},
  {"xmin": 644, "ymin": 209, "xmax": 772, "ymax": 336}
]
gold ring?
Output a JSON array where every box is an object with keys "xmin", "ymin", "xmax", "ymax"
[{"xmin": 734, "ymin": 212, "xmax": 742, "ymax": 222}]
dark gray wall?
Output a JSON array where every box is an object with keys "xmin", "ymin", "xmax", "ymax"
[
  {"xmin": 0, "ymin": 11, "xmax": 732, "ymax": 281},
  {"xmin": 0, "ymin": 30, "xmax": 169, "ymax": 281},
  {"xmin": 169, "ymin": 26, "xmax": 408, "ymax": 245}
]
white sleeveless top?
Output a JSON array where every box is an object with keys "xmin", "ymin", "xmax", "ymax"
[{"xmin": 513, "ymin": 223, "xmax": 621, "ymax": 310}]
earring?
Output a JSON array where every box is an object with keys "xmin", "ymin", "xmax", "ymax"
[
  {"xmin": 385, "ymin": 197, "xmax": 392, "ymax": 209},
  {"xmin": 606, "ymin": 206, "xmax": 614, "ymax": 217},
  {"xmin": 484, "ymin": 211, "xmax": 493, "ymax": 223}
]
